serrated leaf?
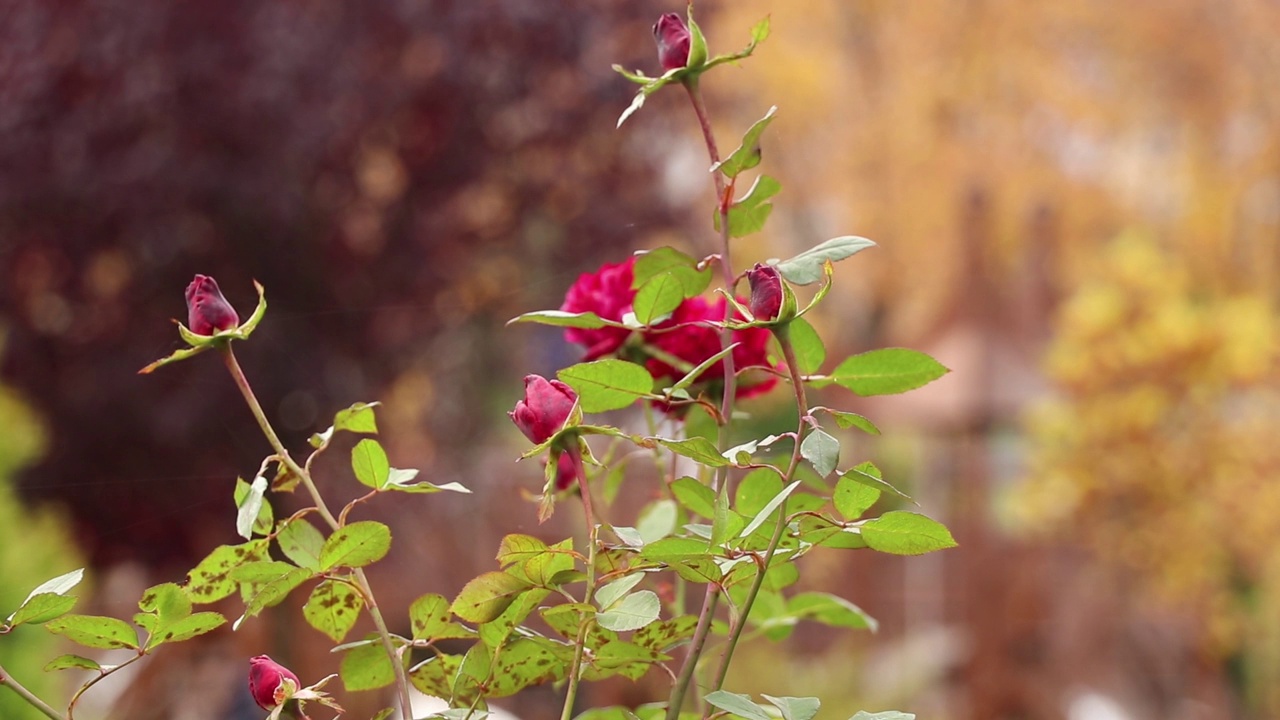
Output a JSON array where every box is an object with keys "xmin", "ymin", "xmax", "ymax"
[
  {"xmin": 633, "ymin": 247, "xmax": 712, "ymax": 299},
  {"xmin": 860, "ymin": 511, "xmax": 956, "ymax": 555},
  {"xmin": 789, "ymin": 592, "xmax": 877, "ymax": 631},
  {"xmin": 319, "ymin": 521, "xmax": 392, "ymax": 571},
  {"xmin": 409, "ymin": 654, "xmax": 462, "ymax": 698},
  {"xmin": 304, "ymin": 580, "xmax": 363, "ymax": 643},
  {"xmin": 595, "ymin": 574, "xmax": 647, "ymax": 612},
  {"xmin": 186, "ymin": 541, "xmax": 268, "ymax": 603},
  {"xmin": 736, "ymin": 468, "xmax": 783, "ymax": 517},
  {"xmin": 633, "ymin": 272, "xmax": 686, "ymax": 326},
  {"xmin": 382, "ymin": 468, "xmax": 471, "ymax": 494},
  {"xmin": 633, "ymin": 615, "xmax": 699, "ymax": 654},
  {"xmin": 488, "ymin": 636, "xmax": 569, "ymax": 697},
  {"xmin": 508, "ymin": 310, "xmax": 612, "ymax": 329},
  {"xmin": 450, "ymin": 572, "xmax": 532, "ymax": 624},
  {"xmin": 340, "ymin": 634, "xmax": 395, "ymax": 691},
  {"xmin": 147, "ymin": 612, "xmax": 225, "ymax": 648},
  {"xmin": 43, "ymin": 654, "xmax": 101, "ymax": 672},
  {"xmin": 637, "ymin": 499, "xmax": 678, "ymax": 544},
  {"xmin": 716, "ymin": 106, "xmax": 777, "ymax": 178},
  {"xmin": 10, "ymin": 568, "xmax": 84, "ymax": 621},
  {"xmin": 596, "ymin": 591, "xmax": 660, "ymax": 632},
  {"xmin": 671, "ymin": 477, "xmax": 716, "ymax": 518},
  {"xmin": 788, "ymin": 317, "xmax": 826, "ymax": 374},
  {"xmin": 558, "ymin": 359, "xmax": 655, "ymax": 412},
  {"xmin": 740, "ymin": 481, "xmax": 800, "ymax": 538},
  {"xmin": 834, "ymin": 475, "xmax": 881, "ymax": 520},
  {"xmin": 825, "ymin": 348, "xmax": 949, "ymax": 396},
  {"xmin": 777, "ymin": 236, "xmax": 877, "ymax": 285},
  {"xmin": 46, "ymin": 615, "xmax": 139, "ymax": 650},
  {"xmin": 814, "ymin": 407, "xmax": 880, "ymax": 435},
  {"xmin": 351, "ymin": 438, "xmax": 390, "ymax": 489},
  {"xmin": 278, "ymin": 518, "xmax": 327, "ymax": 570},
  {"xmin": 653, "ymin": 437, "xmax": 729, "ymax": 467},
  {"xmin": 715, "ymin": 175, "xmax": 781, "ymax": 238},
  {"xmin": 844, "ymin": 462, "xmax": 914, "ymax": 503},
  {"xmin": 705, "ymin": 691, "xmax": 772, "ymax": 720},
  {"xmin": 333, "ymin": 402, "xmax": 379, "ymax": 434},
  {"xmin": 410, "ymin": 593, "xmax": 474, "ymax": 641},
  {"xmin": 800, "ymin": 429, "xmax": 840, "ymax": 478},
  {"xmin": 9, "ymin": 593, "xmax": 77, "ymax": 627},
  {"xmin": 763, "ymin": 695, "xmax": 821, "ymax": 720}
]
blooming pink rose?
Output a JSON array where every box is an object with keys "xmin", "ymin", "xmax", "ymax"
[
  {"xmin": 646, "ymin": 297, "xmax": 778, "ymax": 399},
  {"xmin": 560, "ymin": 257, "xmax": 636, "ymax": 360},
  {"xmin": 248, "ymin": 655, "xmax": 300, "ymax": 711},
  {"xmin": 747, "ymin": 263, "xmax": 783, "ymax": 321},
  {"xmin": 185, "ymin": 274, "xmax": 239, "ymax": 335},
  {"xmin": 509, "ymin": 375, "xmax": 578, "ymax": 444},
  {"xmin": 653, "ymin": 13, "xmax": 691, "ymax": 71}
]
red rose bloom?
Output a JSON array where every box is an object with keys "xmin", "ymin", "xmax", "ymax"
[
  {"xmin": 560, "ymin": 257, "xmax": 637, "ymax": 360},
  {"xmin": 646, "ymin": 297, "xmax": 778, "ymax": 399}
]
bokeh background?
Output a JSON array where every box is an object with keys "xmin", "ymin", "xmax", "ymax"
[{"xmin": 2, "ymin": 1, "xmax": 1279, "ymax": 719}]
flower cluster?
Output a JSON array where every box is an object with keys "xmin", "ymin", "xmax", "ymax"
[{"xmin": 560, "ymin": 256, "xmax": 778, "ymax": 399}]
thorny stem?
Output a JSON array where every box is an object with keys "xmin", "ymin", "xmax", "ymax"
[
  {"xmin": 710, "ymin": 327, "xmax": 809, "ymax": 691},
  {"xmin": 666, "ymin": 76, "xmax": 737, "ymax": 720},
  {"xmin": 220, "ymin": 347, "xmax": 414, "ymax": 720},
  {"xmin": 0, "ymin": 663, "xmax": 66, "ymax": 720},
  {"xmin": 561, "ymin": 446, "xmax": 599, "ymax": 720}
]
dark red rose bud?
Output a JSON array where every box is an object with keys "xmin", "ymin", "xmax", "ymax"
[
  {"xmin": 248, "ymin": 655, "xmax": 300, "ymax": 711},
  {"xmin": 509, "ymin": 375, "xmax": 578, "ymax": 444},
  {"xmin": 747, "ymin": 264, "xmax": 783, "ymax": 321},
  {"xmin": 653, "ymin": 13, "xmax": 691, "ymax": 71},
  {"xmin": 185, "ymin": 274, "xmax": 240, "ymax": 335},
  {"xmin": 553, "ymin": 452, "xmax": 578, "ymax": 491}
]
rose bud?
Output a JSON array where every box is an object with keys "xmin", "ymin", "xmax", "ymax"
[
  {"xmin": 509, "ymin": 375, "xmax": 578, "ymax": 445},
  {"xmin": 552, "ymin": 451, "xmax": 578, "ymax": 491},
  {"xmin": 747, "ymin": 264, "xmax": 783, "ymax": 321},
  {"xmin": 653, "ymin": 13, "xmax": 691, "ymax": 71},
  {"xmin": 248, "ymin": 655, "xmax": 301, "ymax": 711},
  {"xmin": 185, "ymin": 274, "xmax": 240, "ymax": 335}
]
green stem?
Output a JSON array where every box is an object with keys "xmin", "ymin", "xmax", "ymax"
[
  {"xmin": 710, "ymin": 327, "xmax": 809, "ymax": 691},
  {"xmin": 666, "ymin": 77, "xmax": 736, "ymax": 720},
  {"xmin": 67, "ymin": 651, "xmax": 145, "ymax": 720},
  {"xmin": 561, "ymin": 446, "xmax": 598, "ymax": 720},
  {"xmin": 0, "ymin": 663, "xmax": 65, "ymax": 720},
  {"xmin": 220, "ymin": 347, "xmax": 414, "ymax": 720}
]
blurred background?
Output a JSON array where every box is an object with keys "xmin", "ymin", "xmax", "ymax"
[{"xmin": 1, "ymin": 1, "xmax": 1278, "ymax": 719}]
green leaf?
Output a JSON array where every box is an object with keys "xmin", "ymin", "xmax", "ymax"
[
  {"xmin": 715, "ymin": 106, "xmax": 777, "ymax": 178},
  {"xmin": 235, "ymin": 564, "xmax": 315, "ymax": 626},
  {"xmin": 147, "ymin": 612, "xmax": 225, "ymax": 648},
  {"xmin": 524, "ymin": 539, "xmax": 576, "ymax": 587},
  {"xmin": 762, "ymin": 695, "xmax": 821, "ymax": 720},
  {"xmin": 596, "ymin": 591, "xmax": 661, "ymax": 632},
  {"xmin": 595, "ymin": 574, "xmax": 648, "ymax": 612},
  {"xmin": 685, "ymin": 11, "xmax": 708, "ymax": 69},
  {"xmin": 488, "ymin": 637, "xmax": 569, "ymax": 697},
  {"xmin": 800, "ymin": 429, "xmax": 840, "ymax": 478},
  {"xmin": 497, "ymin": 534, "xmax": 550, "ymax": 567},
  {"xmin": 787, "ymin": 318, "xmax": 826, "ymax": 374},
  {"xmin": 186, "ymin": 540, "xmax": 268, "ymax": 603},
  {"xmin": 634, "ymin": 272, "xmax": 688, "ymax": 326},
  {"xmin": 653, "ymin": 437, "xmax": 729, "ymax": 467},
  {"xmin": 278, "ymin": 518, "xmax": 327, "ymax": 570},
  {"xmin": 633, "ymin": 615, "xmax": 699, "ymax": 654},
  {"xmin": 637, "ymin": 499, "xmax": 678, "ymax": 544},
  {"xmin": 451, "ymin": 642, "xmax": 492, "ymax": 706},
  {"xmin": 740, "ymin": 481, "xmax": 801, "ymax": 538},
  {"xmin": 671, "ymin": 477, "xmax": 716, "ymax": 518},
  {"xmin": 351, "ymin": 438, "xmax": 391, "ymax": 489},
  {"xmin": 736, "ymin": 468, "xmax": 783, "ymax": 517},
  {"xmin": 715, "ymin": 175, "xmax": 781, "ymax": 238},
  {"xmin": 776, "ymin": 236, "xmax": 876, "ymax": 285},
  {"xmin": 450, "ymin": 571, "xmax": 532, "ymax": 624},
  {"xmin": 834, "ymin": 475, "xmax": 881, "ymax": 520},
  {"xmin": 234, "ymin": 475, "xmax": 271, "ymax": 540},
  {"xmin": 43, "ymin": 654, "xmax": 101, "ymax": 672},
  {"xmin": 333, "ymin": 401, "xmax": 379, "ymax": 434},
  {"xmin": 46, "ymin": 615, "xmax": 139, "ymax": 650},
  {"xmin": 558, "ymin": 359, "xmax": 655, "ymax": 412},
  {"xmin": 825, "ymin": 348, "xmax": 949, "ymax": 396},
  {"xmin": 340, "ymin": 634, "xmax": 396, "ymax": 691},
  {"xmin": 750, "ymin": 16, "xmax": 772, "ymax": 45},
  {"xmin": 844, "ymin": 462, "xmax": 914, "ymax": 503},
  {"xmin": 508, "ymin": 310, "xmax": 614, "ymax": 329},
  {"xmin": 409, "ymin": 654, "xmax": 462, "ymax": 698},
  {"xmin": 860, "ymin": 511, "xmax": 957, "ymax": 555},
  {"xmin": 849, "ymin": 713, "xmax": 915, "ymax": 720},
  {"xmin": 814, "ymin": 407, "xmax": 880, "ymax": 435},
  {"xmin": 9, "ymin": 568, "xmax": 84, "ymax": 623},
  {"xmin": 410, "ymin": 593, "xmax": 474, "ymax": 641},
  {"xmin": 705, "ymin": 691, "xmax": 772, "ymax": 720},
  {"xmin": 319, "ymin": 521, "xmax": 392, "ymax": 570},
  {"xmin": 633, "ymin": 247, "xmax": 712, "ymax": 299},
  {"xmin": 790, "ymin": 592, "xmax": 877, "ymax": 631},
  {"xmin": 304, "ymin": 580, "xmax": 363, "ymax": 643},
  {"xmin": 9, "ymin": 593, "xmax": 77, "ymax": 627}
]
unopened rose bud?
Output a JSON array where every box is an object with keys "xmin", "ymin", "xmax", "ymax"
[
  {"xmin": 185, "ymin": 274, "xmax": 240, "ymax": 335},
  {"xmin": 248, "ymin": 655, "xmax": 300, "ymax": 711},
  {"xmin": 747, "ymin": 263, "xmax": 783, "ymax": 321},
  {"xmin": 509, "ymin": 375, "xmax": 578, "ymax": 445},
  {"xmin": 653, "ymin": 13, "xmax": 691, "ymax": 71}
]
